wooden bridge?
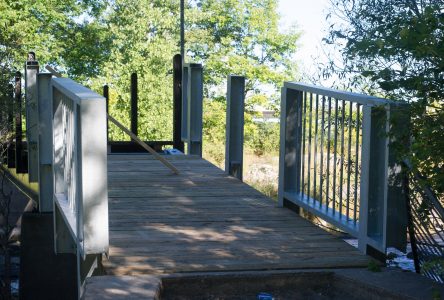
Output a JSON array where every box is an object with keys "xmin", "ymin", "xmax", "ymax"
[
  {"xmin": 0, "ymin": 54, "xmax": 415, "ymax": 299},
  {"xmin": 105, "ymin": 154, "xmax": 369, "ymax": 275}
]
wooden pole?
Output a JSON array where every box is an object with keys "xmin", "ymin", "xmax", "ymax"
[
  {"xmin": 180, "ymin": 0, "xmax": 185, "ymax": 64},
  {"xmin": 173, "ymin": 54, "xmax": 184, "ymax": 152},
  {"xmin": 107, "ymin": 114, "xmax": 179, "ymax": 175},
  {"xmin": 130, "ymin": 73, "xmax": 138, "ymax": 136},
  {"xmin": 103, "ymin": 85, "xmax": 109, "ymax": 143}
]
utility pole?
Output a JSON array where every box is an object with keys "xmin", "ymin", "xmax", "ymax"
[{"xmin": 180, "ymin": 0, "xmax": 185, "ymax": 64}]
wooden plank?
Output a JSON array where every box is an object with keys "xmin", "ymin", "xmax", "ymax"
[{"xmin": 104, "ymin": 154, "xmax": 370, "ymax": 275}]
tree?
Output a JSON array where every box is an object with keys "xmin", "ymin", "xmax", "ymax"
[{"xmin": 324, "ymin": 0, "xmax": 444, "ymax": 196}]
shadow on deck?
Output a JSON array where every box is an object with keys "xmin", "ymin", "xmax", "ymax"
[{"xmin": 103, "ymin": 154, "xmax": 370, "ymax": 275}]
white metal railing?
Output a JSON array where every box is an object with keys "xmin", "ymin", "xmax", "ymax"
[
  {"xmin": 50, "ymin": 78, "xmax": 108, "ymax": 257},
  {"xmin": 278, "ymin": 82, "xmax": 409, "ymax": 255}
]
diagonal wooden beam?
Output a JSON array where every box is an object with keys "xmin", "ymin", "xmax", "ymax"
[{"xmin": 107, "ymin": 114, "xmax": 179, "ymax": 175}]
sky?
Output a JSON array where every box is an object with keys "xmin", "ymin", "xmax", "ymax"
[{"xmin": 277, "ymin": 0, "xmax": 331, "ymax": 79}]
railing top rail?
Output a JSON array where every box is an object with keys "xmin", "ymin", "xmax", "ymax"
[
  {"xmin": 284, "ymin": 82, "xmax": 405, "ymax": 107},
  {"xmin": 52, "ymin": 78, "xmax": 104, "ymax": 103}
]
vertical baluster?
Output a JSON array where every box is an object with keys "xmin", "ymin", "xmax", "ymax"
[
  {"xmin": 346, "ymin": 101, "xmax": 353, "ymax": 221},
  {"xmin": 319, "ymin": 96, "xmax": 325, "ymax": 207},
  {"xmin": 313, "ymin": 94, "xmax": 319, "ymax": 203},
  {"xmin": 354, "ymin": 104, "xmax": 361, "ymax": 224},
  {"xmin": 307, "ymin": 92, "xmax": 313, "ymax": 200},
  {"xmin": 326, "ymin": 97, "xmax": 332, "ymax": 211},
  {"xmin": 339, "ymin": 99, "xmax": 345, "ymax": 218},
  {"xmin": 301, "ymin": 92, "xmax": 307, "ymax": 198},
  {"xmin": 332, "ymin": 98, "xmax": 339, "ymax": 214}
]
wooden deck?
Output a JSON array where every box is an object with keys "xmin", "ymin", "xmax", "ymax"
[{"xmin": 103, "ymin": 154, "xmax": 370, "ymax": 275}]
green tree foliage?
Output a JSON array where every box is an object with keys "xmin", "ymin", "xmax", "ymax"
[
  {"xmin": 90, "ymin": 0, "xmax": 180, "ymax": 141},
  {"xmin": 1, "ymin": 0, "xmax": 300, "ymax": 156},
  {"xmin": 324, "ymin": 0, "xmax": 444, "ymax": 196},
  {"xmin": 0, "ymin": 0, "xmax": 109, "ymax": 78}
]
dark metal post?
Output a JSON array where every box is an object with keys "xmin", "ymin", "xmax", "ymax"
[
  {"xmin": 103, "ymin": 85, "xmax": 109, "ymax": 143},
  {"xmin": 25, "ymin": 51, "xmax": 39, "ymax": 182},
  {"xmin": 7, "ymin": 84, "xmax": 15, "ymax": 168},
  {"xmin": 15, "ymin": 71, "xmax": 25, "ymax": 173},
  {"xmin": 130, "ymin": 73, "xmax": 138, "ymax": 136},
  {"xmin": 173, "ymin": 55, "xmax": 184, "ymax": 152},
  {"xmin": 225, "ymin": 75, "xmax": 245, "ymax": 180}
]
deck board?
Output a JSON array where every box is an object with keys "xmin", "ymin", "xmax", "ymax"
[{"xmin": 103, "ymin": 154, "xmax": 370, "ymax": 275}]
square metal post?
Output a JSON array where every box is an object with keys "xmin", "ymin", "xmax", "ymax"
[
  {"xmin": 358, "ymin": 104, "xmax": 408, "ymax": 255},
  {"xmin": 278, "ymin": 87, "xmax": 303, "ymax": 207},
  {"xmin": 225, "ymin": 75, "xmax": 245, "ymax": 180},
  {"xmin": 25, "ymin": 53, "xmax": 39, "ymax": 182},
  {"xmin": 181, "ymin": 65, "xmax": 189, "ymax": 142},
  {"xmin": 173, "ymin": 54, "xmax": 184, "ymax": 152},
  {"xmin": 37, "ymin": 73, "xmax": 54, "ymax": 212},
  {"xmin": 15, "ymin": 71, "xmax": 27, "ymax": 173},
  {"xmin": 181, "ymin": 63, "xmax": 203, "ymax": 156}
]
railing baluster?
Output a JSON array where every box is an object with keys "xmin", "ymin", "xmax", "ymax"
[
  {"xmin": 339, "ymin": 99, "xmax": 345, "ymax": 218},
  {"xmin": 319, "ymin": 96, "xmax": 325, "ymax": 207},
  {"xmin": 307, "ymin": 92, "xmax": 313, "ymax": 200},
  {"xmin": 326, "ymin": 97, "xmax": 332, "ymax": 211},
  {"xmin": 301, "ymin": 92, "xmax": 307, "ymax": 199},
  {"xmin": 313, "ymin": 94, "xmax": 319, "ymax": 203},
  {"xmin": 346, "ymin": 101, "xmax": 353, "ymax": 221},
  {"xmin": 354, "ymin": 104, "xmax": 361, "ymax": 225},
  {"xmin": 332, "ymin": 98, "xmax": 339, "ymax": 215}
]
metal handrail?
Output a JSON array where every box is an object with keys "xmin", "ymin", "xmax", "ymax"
[
  {"xmin": 51, "ymin": 78, "xmax": 109, "ymax": 257},
  {"xmin": 279, "ymin": 82, "xmax": 410, "ymax": 255}
]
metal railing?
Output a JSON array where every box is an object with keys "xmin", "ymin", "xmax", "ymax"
[
  {"xmin": 50, "ymin": 77, "xmax": 109, "ymax": 257},
  {"xmin": 278, "ymin": 82, "xmax": 409, "ymax": 255},
  {"xmin": 405, "ymin": 162, "xmax": 444, "ymax": 283}
]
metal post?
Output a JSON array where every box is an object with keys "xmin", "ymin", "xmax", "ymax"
[
  {"xmin": 25, "ymin": 52, "xmax": 39, "ymax": 182},
  {"xmin": 278, "ymin": 87, "xmax": 302, "ymax": 208},
  {"xmin": 130, "ymin": 73, "xmax": 138, "ymax": 136},
  {"xmin": 225, "ymin": 75, "xmax": 245, "ymax": 180},
  {"xmin": 37, "ymin": 73, "xmax": 53, "ymax": 212},
  {"xmin": 187, "ymin": 64, "xmax": 203, "ymax": 156},
  {"xmin": 173, "ymin": 55, "xmax": 184, "ymax": 152},
  {"xmin": 358, "ymin": 105, "xmax": 372, "ymax": 253},
  {"xmin": 181, "ymin": 64, "xmax": 189, "ymax": 142},
  {"xmin": 7, "ymin": 84, "xmax": 15, "ymax": 168},
  {"xmin": 103, "ymin": 85, "xmax": 109, "ymax": 143},
  {"xmin": 15, "ymin": 71, "xmax": 26, "ymax": 173},
  {"xmin": 358, "ymin": 104, "xmax": 408, "ymax": 256}
]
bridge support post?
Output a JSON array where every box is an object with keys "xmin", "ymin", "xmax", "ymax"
[
  {"xmin": 181, "ymin": 63, "xmax": 203, "ymax": 156},
  {"xmin": 358, "ymin": 104, "xmax": 409, "ymax": 256},
  {"xmin": 37, "ymin": 73, "xmax": 54, "ymax": 212},
  {"xmin": 225, "ymin": 75, "xmax": 245, "ymax": 180},
  {"xmin": 25, "ymin": 52, "xmax": 39, "ymax": 182},
  {"xmin": 20, "ymin": 212, "xmax": 78, "ymax": 300},
  {"xmin": 103, "ymin": 85, "xmax": 109, "ymax": 145},
  {"xmin": 130, "ymin": 73, "xmax": 138, "ymax": 137},
  {"xmin": 15, "ymin": 71, "xmax": 27, "ymax": 173},
  {"xmin": 173, "ymin": 54, "xmax": 184, "ymax": 152},
  {"xmin": 278, "ymin": 87, "xmax": 303, "ymax": 208}
]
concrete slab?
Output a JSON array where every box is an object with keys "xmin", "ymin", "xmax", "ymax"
[
  {"xmin": 83, "ymin": 268, "xmax": 444, "ymax": 300},
  {"xmin": 83, "ymin": 275, "xmax": 161, "ymax": 300}
]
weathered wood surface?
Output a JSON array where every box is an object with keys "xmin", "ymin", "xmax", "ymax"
[{"xmin": 104, "ymin": 154, "xmax": 370, "ymax": 275}]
